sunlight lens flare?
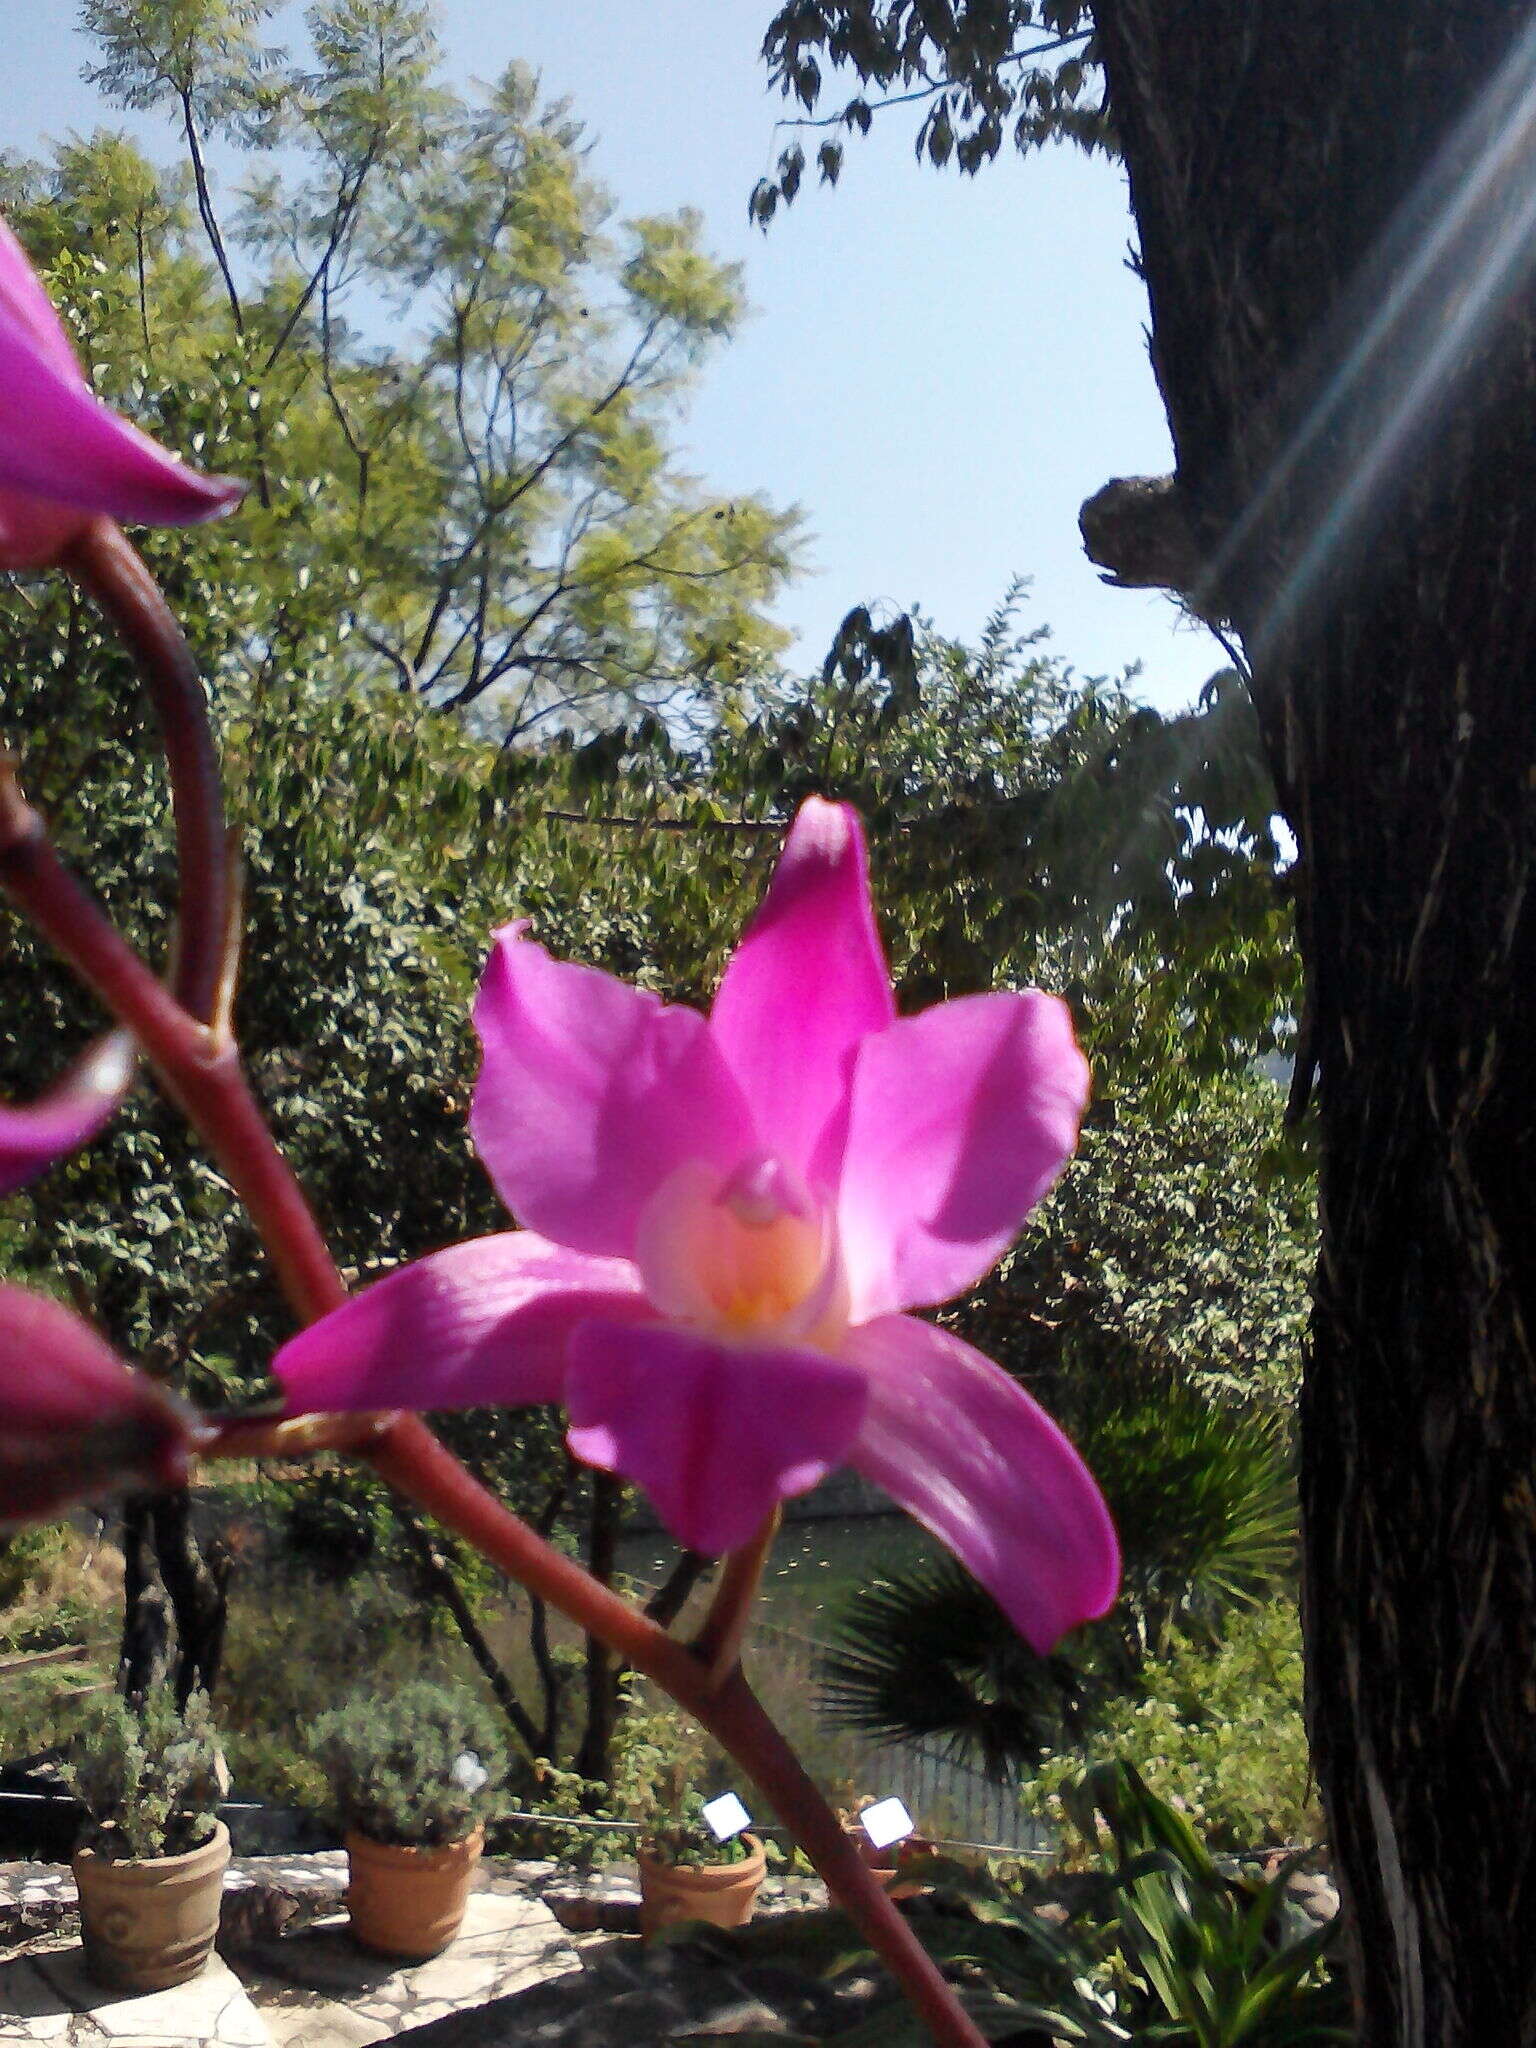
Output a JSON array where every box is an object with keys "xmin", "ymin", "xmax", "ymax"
[{"xmin": 1203, "ymin": 14, "xmax": 1536, "ymax": 662}]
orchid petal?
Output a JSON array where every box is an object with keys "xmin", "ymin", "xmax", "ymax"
[
  {"xmin": 0, "ymin": 220, "xmax": 82, "ymax": 376},
  {"xmin": 566, "ymin": 1320, "xmax": 868, "ymax": 1555},
  {"xmin": 0, "ymin": 1033, "xmax": 133, "ymax": 1199},
  {"xmin": 0, "ymin": 1286, "xmax": 205, "ymax": 1530},
  {"xmin": 710, "ymin": 798, "xmax": 894, "ymax": 1182},
  {"xmin": 275, "ymin": 1234, "xmax": 649, "ymax": 1415},
  {"xmin": 843, "ymin": 1315, "xmax": 1119, "ymax": 1653},
  {"xmin": 0, "ymin": 220, "xmax": 243, "ymax": 568},
  {"xmin": 471, "ymin": 927, "xmax": 756, "ymax": 1259},
  {"xmin": 828, "ymin": 991, "xmax": 1089, "ymax": 1320}
]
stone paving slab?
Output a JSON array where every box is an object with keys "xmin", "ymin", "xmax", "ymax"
[
  {"xmin": 0, "ymin": 1943, "xmax": 269, "ymax": 2045},
  {"xmin": 228, "ymin": 1890, "xmax": 583, "ymax": 2048},
  {"xmin": 391, "ymin": 1931, "xmax": 884, "ymax": 2047}
]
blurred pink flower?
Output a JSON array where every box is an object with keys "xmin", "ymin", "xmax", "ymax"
[
  {"xmin": 0, "ymin": 1034, "xmax": 132, "ymax": 1201},
  {"xmin": 276, "ymin": 799, "xmax": 1119, "ymax": 1650},
  {"xmin": 0, "ymin": 1285, "xmax": 206, "ymax": 1530},
  {"xmin": 0, "ymin": 217, "xmax": 241, "ymax": 568}
]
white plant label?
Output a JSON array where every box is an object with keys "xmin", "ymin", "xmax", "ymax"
[
  {"xmin": 701, "ymin": 1791, "xmax": 752, "ymax": 1842},
  {"xmin": 858, "ymin": 1796, "xmax": 915, "ymax": 1850}
]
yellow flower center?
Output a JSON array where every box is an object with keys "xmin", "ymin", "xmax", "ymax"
[{"xmin": 634, "ymin": 1155, "xmax": 847, "ymax": 1349}]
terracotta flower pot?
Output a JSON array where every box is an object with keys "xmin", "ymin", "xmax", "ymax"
[
  {"xmin": 72, "ymin": 1818, "xmax": 230, "ymax": 1992},
  {"xmin": 637, "ymin": 1832, "xmax": 767, "ymax": 1939},
  {"xmin": 847, "ymin": 1824, "xmax": 932, "ymax": 1901},
  {"xmin": 344, "ymin": 1824, "xmax": 484, "ymax": 1960}
]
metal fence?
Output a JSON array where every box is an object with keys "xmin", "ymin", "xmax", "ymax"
[
  {"xmin": 875, "ymin": 1738, "xmax": 1054, "ymax": 1857},
  {"xmin": 627, "ymin": 1575, "xmax": 1058, "ymax": 1860}
]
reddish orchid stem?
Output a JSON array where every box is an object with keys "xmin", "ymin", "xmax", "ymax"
[
  {"xmin": 0, "ymin": 773, "xmax": 985, "ymax": 2046},
  {"xmin": 0, "ymin": 784, "xmax": 342, "ymax": 1326},
  {"xmin": 693, "ymin": 1509, "xmax": 781, "ymax": 1682},
  {"xmin": 61, "ymin": 521, "xmax": 229, "ymax": 1027}
]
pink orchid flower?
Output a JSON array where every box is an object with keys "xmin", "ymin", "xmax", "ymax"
[
  {"xmin": 276, "ymin": 800, "xmax": 1119, "ymax": 1651},
  {"xmin": 0, "ymin": 217, "xmax": 242, "ymax": 568},
  {"xmin": 0, "ymin": 1284, "xmax": 207, "ymax": 1531}
]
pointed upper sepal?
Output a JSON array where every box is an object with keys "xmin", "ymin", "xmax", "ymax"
[{"xmin": 710, "ymin": 797, "xmax": 894, "ymax": 1181}]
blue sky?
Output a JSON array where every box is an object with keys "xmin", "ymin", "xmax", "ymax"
[{"xmin": 6, "ymin": 2, "xmax": 1224, "ymax": 711}]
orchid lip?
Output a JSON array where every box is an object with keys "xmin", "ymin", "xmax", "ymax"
[{"xmin": 633, "ymin": 1153, "xmax": 849, "ymax": 1350}]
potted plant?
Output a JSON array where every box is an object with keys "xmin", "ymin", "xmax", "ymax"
[
  {"xmin": 64, "ymin": 1687, "xmax": 230, "ymax": 1992},
  {"xmin": 307, "ymin": 1678, "xmax": 506, "ymax": 1960},
  {"xmin": 626, "ymin": 1746, "xmax": 767, "ymax": 1939},
  {"xmin": 838, "ymin": 1794, "xmax": 933, "ymax": 1900}
]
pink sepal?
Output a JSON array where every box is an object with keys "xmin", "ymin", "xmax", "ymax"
[
  {"xmin": 566, "ymin": 1318, "xmax": 868, "ymax": 1555},
  {"xmin": 843, "ymin": 1315, "xmax": 1119, "ymax": 1654},
  {"xmin": 275, "ymin": 1234, "xmax": 649, "ymax": 1414}
]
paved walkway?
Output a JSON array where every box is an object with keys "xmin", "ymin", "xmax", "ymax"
[
  {"xmin": 0, "ymin": 1857, "xmax": 587, "ymax": 2048},
  {"xmin": 0, "ymin": 1848, "xmax": 1341, "ymax": 2045}
]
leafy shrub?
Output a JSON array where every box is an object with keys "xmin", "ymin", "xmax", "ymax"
[
  {"xmin": 0, "ymin": 1524, "xmax": 117, "ymax": 1652},
  {"xmin": 1024, "ymin": 1597, "xmax": 1319, "ymax": 1853},
  {"xmin": 63, "ymin": 1687, "xmax": 224, "ymax": 1860},
  {"xmin": 307, "ymin": 1679, "xmax": 507, "ymax": 1848},
  {"xmin": 609, "ymin": 1686, "xmax": 754, "ymax": 1866},
  {"xmin": 961, "ymin": 1072, "xmax": 1314, "ymax": 1413},
  {"xmin": 0, "ymin": 1529, "xmax": 59, "ymax": 1610},
  {"xmin": 725, "ymin": 1762, "xmax": 1346, "ymax": 2047},
  {"xmin": 1053, "ymin": 1761, "xmax": 1346, "ymax": 2045},
  {"xmin": 279, "ymin": 1465, "xmax": 400, "ymax": 1581}
]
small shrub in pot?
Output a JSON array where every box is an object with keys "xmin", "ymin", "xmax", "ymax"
[
  {"xmin": 612, "ymin": 1702, "xmax": 766, "ymax": 1937},
  {"xmin": 307, "ymin": 1679, "xmax": 507, "ymax": 1958},
  {"xmin": 63, "ymin": 1687, "xmax": 231, "ymax": 1990}
]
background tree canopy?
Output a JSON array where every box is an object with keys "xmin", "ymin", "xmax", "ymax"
[
  {"xmin": 3, "ymin": 0, "xmax": 800, "ymax": 740},
  {"xmin": 752, "ymin": 0, "xmax": 1105, "ymax": 223}
]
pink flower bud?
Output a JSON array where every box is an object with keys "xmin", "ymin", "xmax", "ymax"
[{"xmin": 0, "ymin": 1286, "xmax": 207, "ymax": 1530}]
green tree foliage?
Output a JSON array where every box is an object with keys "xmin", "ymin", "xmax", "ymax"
[
  {"xmin": 0, "ymin": 604, "xmax": 1306, "ymax": 1764},
  {"xmin": 1024, "ymin": 1604, "xmax": 1321, "ymax": 1854},
  {"xmin": 0, "ymin": 576, "xmax": 1301, "ymax": 1405},
  {"xmin": 971, "ymin": 1073, "xmax": 1314, "ymax": 1411},
  {"xmin": 7, "ymin": 0, "xmax": 799, "ymax": 737},
  {"xmin": 752, "ymin": 0, "xmax": 1105, "ymax": 223}
]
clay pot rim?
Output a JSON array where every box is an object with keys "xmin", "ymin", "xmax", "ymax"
[
  {"xmin": 343, "ymin": 1822, "xmax": 485, "ymax": 1868},
  {"xmin": 637, "ymin": 1830, "xmax": 767, "ymax": 1881},
  {"xmin": 72, "ymin": 1817, "xmax": 231, "ymax": 1874}
]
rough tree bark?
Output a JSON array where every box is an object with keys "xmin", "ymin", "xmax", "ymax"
[
  {"xmin": 574, "ymin": 1474, "xmax": 624, "ymax": 1792},
  {"xmin": 118, "ymin": 1492, "xmax": 230, "ymax": 1707},
  {"xmin": 1090, "ymin": 6, "xmax": 1536, "ymax": 2040}
]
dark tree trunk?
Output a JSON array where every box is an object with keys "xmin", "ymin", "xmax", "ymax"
[
  {"xmin": 117, "ymin": 1492, "xmax": 231, "ymax": 1706},
  {"xmin": 1091, "ymin": 6, "xmax": 1536, "ymax": 2039},
  {"xmin": 117, "ymin": 1498, "xmax": 173, "ymax": 1702},
  {"xmin": 574, "ymin": 1474, "xmax": 623, "ymax": 1791},
  {"xmin": 150, "ymin": 1494, "xmax": 230, "ymax": 1708},
  {"xmin": 397, "ymin": 1510, "xmax": 541, "ymax": 1756}
]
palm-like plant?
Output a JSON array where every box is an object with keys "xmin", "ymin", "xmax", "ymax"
[
  {"xmin": 1078, "ymin": 1374, "xmax": 1297, "ymax": 1659},
  {"xmin": 818, "ymin": 1374, "xmax": 1296, "ymax": 1773},
  {"xmin": 819, "ymin": 1554, "xmax": 1091, "ymax": 1778}
]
